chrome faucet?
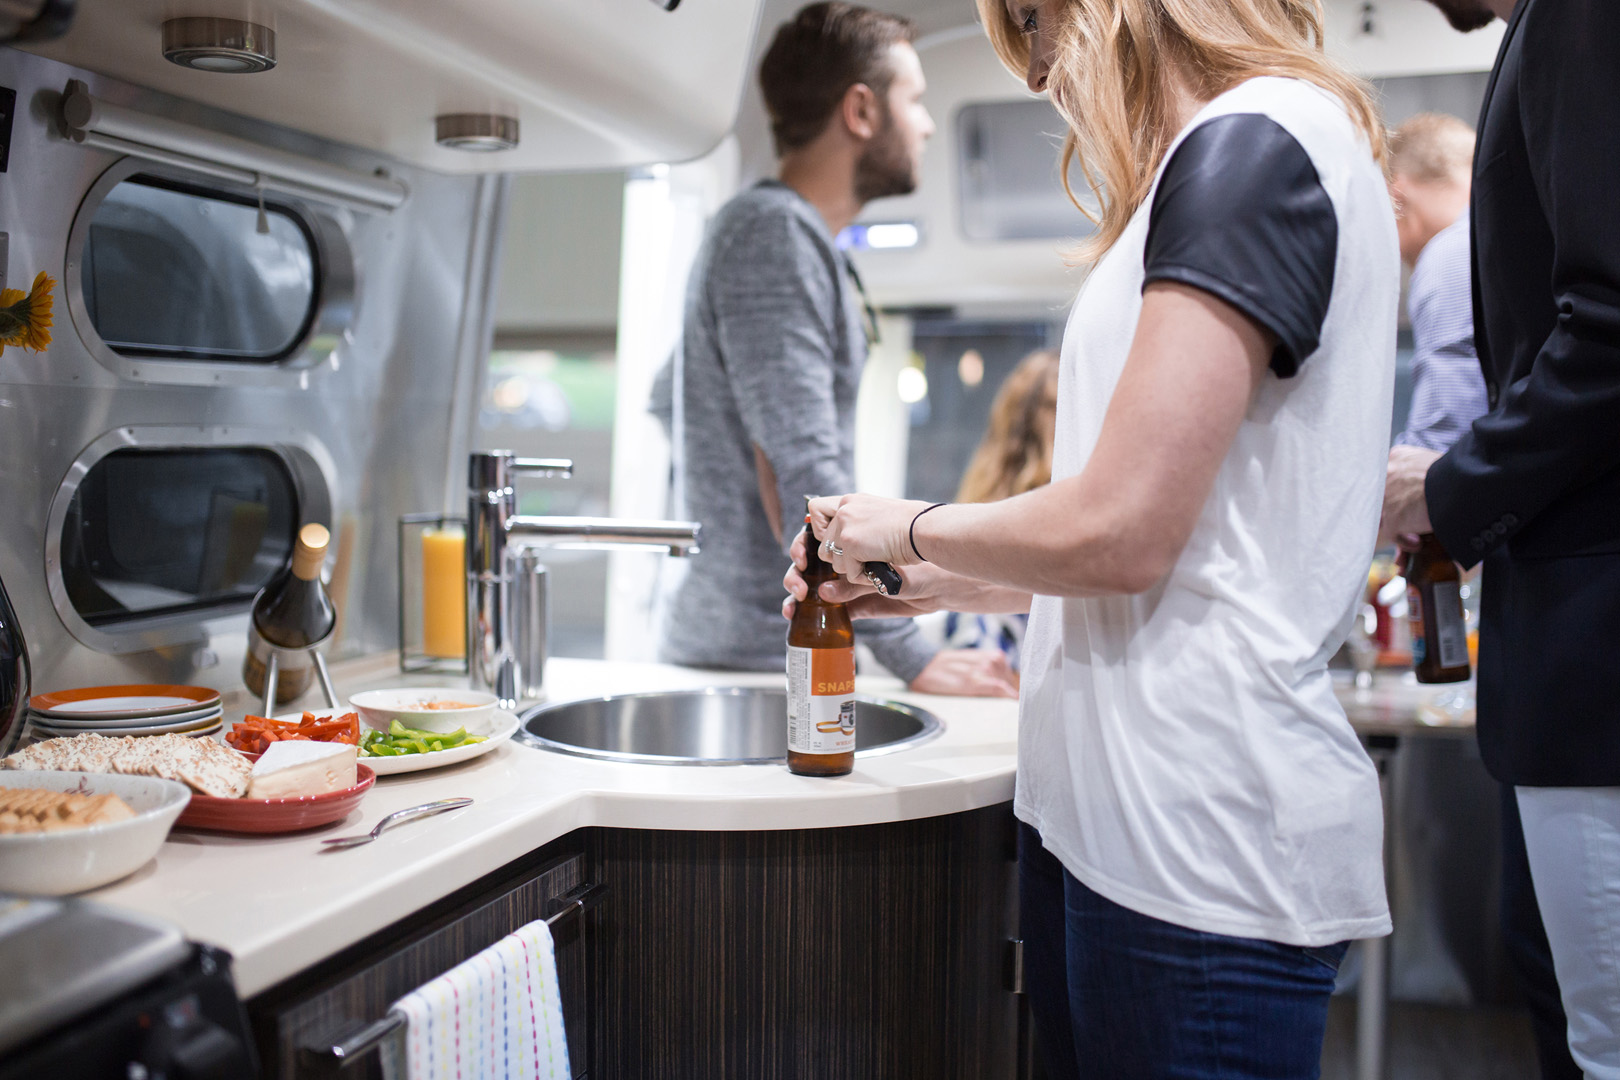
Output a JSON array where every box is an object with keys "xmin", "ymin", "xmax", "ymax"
[{"xmin": 466, "ymin": 450, "xmax": 701, "ymax": 707}]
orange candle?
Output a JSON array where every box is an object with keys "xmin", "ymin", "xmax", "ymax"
[{"xmin": 422, "ymin": 527, "xmax": 466, "ymax": 659}]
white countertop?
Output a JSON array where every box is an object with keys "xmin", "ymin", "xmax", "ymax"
[
  {"xmin": 1333, "ymin": 669, "xmax": 1477, "ymax": 739},
  {"xmin": 82, "ymin": 657, "xmax": 1467, "ymax": 998},
  {"xmin": 86, "ymin": 657, "xmax": 1021, "ymax": 998}
]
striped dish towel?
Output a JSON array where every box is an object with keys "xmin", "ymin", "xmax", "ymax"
[{"xmin": 392, "ymin": 919, "xmax": 571, "ymax": 1080}]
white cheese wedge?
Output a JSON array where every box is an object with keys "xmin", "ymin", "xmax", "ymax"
[{"xmin": 247, "ymin": 741, "xmax": 358, "ymax": 799}]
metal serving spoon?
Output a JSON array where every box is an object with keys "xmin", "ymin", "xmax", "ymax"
[{"xmin": 319, "ymin": 797, "xmax": 473, "ymax": 851}]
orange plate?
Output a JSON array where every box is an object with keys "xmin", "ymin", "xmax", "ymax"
[
  {"xmin": 175, "ymin": 762, "xmax": 375, "ymax": 835},
  {"xmin": 29, "ymin": 684, "xmax": 222, "ymax": 718}
]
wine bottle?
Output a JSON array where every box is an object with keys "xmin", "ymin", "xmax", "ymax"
[
  {"xmin": 786, "ymin": 506, "xmax": 856, "ymax": 777},
  {"xmin": 243, "ymin": 523, "xmax": 336, "ymax": 704}
]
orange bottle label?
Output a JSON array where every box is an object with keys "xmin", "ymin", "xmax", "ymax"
[{"xmin": 787, "ymin": 645, "xmax": 856, "ymax": 754}]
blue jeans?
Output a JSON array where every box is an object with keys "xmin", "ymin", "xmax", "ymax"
[{"xmin": 1019, "ymin": 823, "xmax": 1348, "ymax": 1080}]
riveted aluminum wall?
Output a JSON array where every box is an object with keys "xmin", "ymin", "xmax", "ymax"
[{"xmin": 0, "ymin": 47, "xmax": 506, "ymax": 696}]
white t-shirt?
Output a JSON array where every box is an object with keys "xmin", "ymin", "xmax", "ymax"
[{"xmin": 1016, "ymin": 78, "xmax": 1398, "ymax": 947}]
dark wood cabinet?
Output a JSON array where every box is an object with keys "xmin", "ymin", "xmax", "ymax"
[
  {"xmin": 246, "ymin": 802, "xmax": 1020, "ymax": 1079},
  {"xmin": 583, "ymin": 803, "xmax": 1020, "ymax": 1080}
]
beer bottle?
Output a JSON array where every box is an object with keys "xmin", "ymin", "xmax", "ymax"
[
  {"xmin": 1406, "ymin": 534, "xmax": 1470, "ymax": 684},
  {"xmin": 787, "ymin": 509, "xmax": 856, "ymax": 777}
]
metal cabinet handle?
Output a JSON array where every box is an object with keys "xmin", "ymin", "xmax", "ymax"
[{"xmin": 544, "ymin": 880, "xmax": 606, "ymax": 926}]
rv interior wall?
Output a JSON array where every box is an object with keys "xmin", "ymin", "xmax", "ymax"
[{"xmin": 0, "ymin": 47, "xmax": 503, "ymax": 695}]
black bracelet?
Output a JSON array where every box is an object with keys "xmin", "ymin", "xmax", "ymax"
[{"xmin": 909, "ymin": 503, "xmax": 947, "ymax": 562}]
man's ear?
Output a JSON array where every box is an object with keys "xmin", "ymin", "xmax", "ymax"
[{"xmin": 839, "ymin": 82, "xmax": 882, "ymax": 142}]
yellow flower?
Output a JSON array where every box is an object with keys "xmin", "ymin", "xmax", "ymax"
[{"xmin": 0, "ymin": 271, "xmax": 56, "ymax": 356}]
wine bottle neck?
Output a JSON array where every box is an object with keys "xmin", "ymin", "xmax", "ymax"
[
  {"xmin": 291, "ymin": 522, "xmax": 331, "ymax": 580},
  {"xmin": 291, "ymin": 547, "xmax": 325, "ymax": 581}
]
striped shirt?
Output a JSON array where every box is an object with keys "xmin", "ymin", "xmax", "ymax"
[{"xmin": 1395, "ymin": 215, "xmax": 1489, "ymax": 452}]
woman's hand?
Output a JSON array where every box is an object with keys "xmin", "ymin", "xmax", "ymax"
[
  {"xmin": 908, "ymin": 649, "xmax": 1019, "ymax": 699},
  {"xmin": 783, "ymin": 526, "xmax": 1033, "ymax": 621},
  {"xmin": 781, "ymin": 527, "xmax": 945, "ymax": 620},
  {"xmin": 807, "ymin": 494, "xmax": 932, "ymax": 580},
  {"xmin": 781, "ymin": 531, "xmax": 1019, "ymax": 699}
]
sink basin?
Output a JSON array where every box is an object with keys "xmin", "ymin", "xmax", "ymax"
[{"xmin": 515, "ymin": 687, "xmax": 942, "ymax": 765}]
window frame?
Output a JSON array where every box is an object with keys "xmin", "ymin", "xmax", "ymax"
[
  {"xmin": 64, "ymin": 158, "xmax": 359, "ymax": 387},
  {"xmin": 954, "ymin": 99, "xmax": 1099, "ymax": 244},
  {"xmin": 80, "ymin": 173, "xmax": 324, "ymax": 363},
  {"xmin": 45, "ymin": 426, "xmax": 337, "ymax": 655}
]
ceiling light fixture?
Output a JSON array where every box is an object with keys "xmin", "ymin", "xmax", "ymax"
[
  {"xmin": 435, "ymin": 113, "xmax": 521, "ymax": 152},
  {"xmin": 162, "ymin": 18, "xmax": 276, "ymax": 73}
]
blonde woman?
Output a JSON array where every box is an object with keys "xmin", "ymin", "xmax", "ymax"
[
  {"xmin": 934, "ymin": 348, "xmax": 1061, "ymax": 669},
  {"xmin": 785, "ymin": 0, "xmax": 1398, "ymax": 1073},
  {"xmin": 957, "ymin": 348, "xmax": 1061, "ymax": 506}
]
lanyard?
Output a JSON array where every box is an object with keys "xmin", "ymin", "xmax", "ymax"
[{"xmin": 842, "ymin": 254, "xmax": 882, "ymax": 349}]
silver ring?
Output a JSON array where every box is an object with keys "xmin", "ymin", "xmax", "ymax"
[{"xmin": 829, "ymin": 543, "xmax": 844, "ymax": 556}]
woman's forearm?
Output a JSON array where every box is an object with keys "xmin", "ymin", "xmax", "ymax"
[
  {"xmin": 816, "ymin": 287, "xmax": 1271, "ymax": 597},
  {"xmin": 913, "ymin": 562, "xmax": 1033, "ymax": 613},
  {"xmin": 910, "ymin": 480, "xmax": 1157, "ymax": 597}
]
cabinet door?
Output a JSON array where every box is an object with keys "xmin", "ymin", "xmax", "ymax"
[
  {"xmin": 253, "ymin": 846, "xmax": 588, "ymax": 1079},
  {"xmin": 587, "ymin": 804, "xmax": 1019, "ymax": 1079}
]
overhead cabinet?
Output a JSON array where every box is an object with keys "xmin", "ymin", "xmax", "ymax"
[{"xmin": 21, "ymin": 0, "xmax": 764, "ymax": 173}]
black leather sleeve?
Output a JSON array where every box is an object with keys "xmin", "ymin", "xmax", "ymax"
[{"xmin": 1143, "ymin": 114, "xmax": 1338, "ymax": 377}]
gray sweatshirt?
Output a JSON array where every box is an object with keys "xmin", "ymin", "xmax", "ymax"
[{"xmin": 656, "ymin": 181, "xmax": 936, "ymax": 681}]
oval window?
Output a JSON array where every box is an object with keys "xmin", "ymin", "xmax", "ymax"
[
  {"xmin": 79, "ymin": 176, "xmax": 319, "ymax": 362},
  {"xmin": 61, "ymin": 447, "xmax": 301, "ymax": 626},
  {"xmin": 957, "ymin": 100, "xmax": 1097, "ymax": 242}
]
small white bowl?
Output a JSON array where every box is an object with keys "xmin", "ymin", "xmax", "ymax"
[
  {"xmin": 349, "ymin": 688, "xmax": 498, "ymax": 734},
  {"xmin": 0, "ymin": 771, "xmax": 191, "ymax": 895}
]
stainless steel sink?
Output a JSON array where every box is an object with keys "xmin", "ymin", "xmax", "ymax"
[{"xmin": 515, "ymin": 687, "xmax": 943, "ymax": 765}]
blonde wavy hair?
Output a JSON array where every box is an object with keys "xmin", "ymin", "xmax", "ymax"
[
  {"xmin": 977, "ymin": 0, "xmax": 1386, "ymax": 260},
  {"xmin": 957, "ymin": 349, "xmax": 1061, "ymax": 504}
]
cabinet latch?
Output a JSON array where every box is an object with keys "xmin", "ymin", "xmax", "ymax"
[{"xmin": 1006, "ymin": 938, "xmax": 1026, "ymax": 995}]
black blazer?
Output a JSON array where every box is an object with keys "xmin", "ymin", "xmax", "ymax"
[{"xmin": 1426, "ymin": 0, "xmax": 1620, "ymax": 787}]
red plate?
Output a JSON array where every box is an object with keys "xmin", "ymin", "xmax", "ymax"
[{"xmin": 175, "ymin": 762, "xmax": 375, "ymax": 835}]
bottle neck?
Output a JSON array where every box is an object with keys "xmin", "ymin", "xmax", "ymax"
[
  {"xmin": 291, "ymin": 550, "xmax": 323, "ymax": 581},
  {"xmin": 800, "ymin": 523, "xmax": 842, "ymax": 589},
  {"xmin": 1416, "ymin": 533, "xmax": 1452, "ymax": 563},
  {"xmin": 291, "ymin": 523, "xmax": 331, "ymax": 581}
]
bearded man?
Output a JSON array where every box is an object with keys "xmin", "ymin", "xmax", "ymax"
[{"xmin": 658, "ymin": 2, "xmax": 1017, "ymax": 696}]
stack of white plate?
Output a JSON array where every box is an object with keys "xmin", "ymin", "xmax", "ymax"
[{"xmin": 25, "ymin": 685, "xmax": 224, "ymax": 741}]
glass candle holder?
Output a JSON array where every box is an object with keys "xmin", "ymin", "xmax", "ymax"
[{"xmin": 398, "ymin": 513, "xmax": 469, "ymax": 674}]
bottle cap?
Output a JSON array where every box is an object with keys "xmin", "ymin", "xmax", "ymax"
[{"xmin": 291, "ymin": 523, "xmax": 330, "ymax": 581}]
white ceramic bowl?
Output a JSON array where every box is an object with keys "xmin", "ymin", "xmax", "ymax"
[
  {"xmin": 348, "ymin": 688, "xmax": 499, "ymax": 734},
  {"xmin": 0, "ymin": 771, "xmax": 191, "ymax": 895}
]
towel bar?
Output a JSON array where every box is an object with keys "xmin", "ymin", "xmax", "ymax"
[{"xmin": 297, "ymin": 881, "xmax": 605, "ymax": 1074}]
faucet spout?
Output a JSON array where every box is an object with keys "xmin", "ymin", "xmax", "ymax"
[{"xmin": 507, "ymin": 516, "xmax": 700, "ymax": 556}]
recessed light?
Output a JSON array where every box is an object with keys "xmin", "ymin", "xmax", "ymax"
[
  {"xmin": 435, "ymin": 114, "xmax": 520, "ymax": 152},
  {"xmin": 162, "ymin": 18, "xmax": 277, "ymax": 74}
]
